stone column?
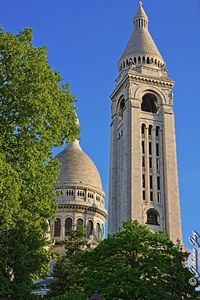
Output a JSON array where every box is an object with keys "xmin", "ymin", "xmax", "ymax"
[
  {"xmin": 130, "ymin": 98, "xmax": 143, "ymax": 223},
  {"xmin": 108, "ymin": 117, "xmax": 118, "ymax": 233},
  {"xmin": 159, "ymin": 128, "xmax": 166, "ymax": 232},
  {"xmin": 61, "ymin": 220, "xmax": 65, "ymax": 241},
  {"xmin": 145, "ymin": 126, "xmax": 149, "ymax": 205},
  {"xmin": 74, "ymin": 186, "xmax": 77, "ymax": 201},
  {"xmin": 152, "ymin": 127, "xmax": 157, "ymax": 203}
]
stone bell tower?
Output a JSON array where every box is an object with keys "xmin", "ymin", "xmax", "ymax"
[{"xmin": 108, "ymin": 2, "xmax": 182, "ymax": 243}]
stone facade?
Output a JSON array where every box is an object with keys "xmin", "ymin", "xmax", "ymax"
[{"xmin": 108, "ymin": 3, "xmax": 182, "ymax": 243}]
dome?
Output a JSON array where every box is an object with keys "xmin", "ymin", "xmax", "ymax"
[
  {"xmin": 56, "ymin": 140, "xmax": 103, "ymax": 191},
  {"xmin": 121, "ymin": 29, "xmax": 164, "ymax": 62}
]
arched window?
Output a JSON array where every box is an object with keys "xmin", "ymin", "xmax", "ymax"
[
  {"xmin": 87, "ymin": 220, "xmax": 94, "ymax": 237},
  {"xmin": 96, "ymin": 223, "xmax": 101, "ymax": 240},
  {"xmin": 149, "ymin": 125, "xmax": 153, "ymax": 136},
  {"xmin": 141, "ymin": 93, "xmax": 158, "ymax": 113},
  {"xmin": 65, "ymin": 218, "xmax": 72, "ymax": 236},
  {"xmin": 142, "ymin": 56, "xmax": 145, "ymax": 63},
  {"xmin": 101, "ymin": 224, "xmax": 104, "ymax": 237},
  {"xmin": 157, "ymin": 176, "xmax": 161, "ymax": 191},
  {"xmin": 142, "ymin": 174, "xmax": 145, "ymax": 188},
  {"xmin": 118, "ymin": 98, "xmax": 125, "ymax": 119},
  {"xmin": 146, "ymin": 209, "xmax": 159, "ymax": 225},
  {"xmin": 138, "ymin": 56, "xmax": 141, "ymax": 64},
  {"xmin": 142, "ymin": 141, "xmax": 145, "ymax": 154},
  {"xmin": 78, "ymin": 190, "xmax": 85, "ymax": 197},
  {"xmin": 88, "ymin": 192, "xmax": 94, "ymax": 199},
  {"xmin": 141, "ymin": 124, "xmax": 145, "ymax": 135},
  {"xmin": 96, "ymin": 195, "xmax": 100, "ymax": 201},
  {"xmin": 156, "ymin": 126, "xmax": 160, "ymax": 137},
  {"xmin": 54, "ymin": 218, "xmax": 61, "ymax": 237},
  {"xmin": 77, "ymin": 218, "xmax": 83, "ymax": 229}
]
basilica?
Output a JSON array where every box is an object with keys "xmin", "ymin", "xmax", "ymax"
[{"xmin": 51, "ymin": 1, "xmax": 182, "ymax": 248}]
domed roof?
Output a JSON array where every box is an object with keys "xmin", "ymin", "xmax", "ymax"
[
  {"xmin": 120, "ymin": 2, "xmax": 164, "ymax": 64},
  {"xmin": 56, "ymin": 140, "xmax": 103, "ymax": 191},
  {"xmin": 121, "ymin": 30, "xmax": 164, "ymax": 61}
]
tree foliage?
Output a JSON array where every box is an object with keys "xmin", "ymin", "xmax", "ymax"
[
  {"xmin": 51, "ymin": 221, "xmax": 197, "ymax": 300},
  {"xmin": 50, "ymin": 292, "xmax": 86, "ymax": 300},
  {"xmin": 0, "ymin": 28, "xmax": 79, "ymax": 298},
  {"xmin": 49, "ymin": 229, "xmax": 91, "ymax": 298},
  {"xmin": 79, "ymin": 221, "xmax": 197, "ymax": 299}
]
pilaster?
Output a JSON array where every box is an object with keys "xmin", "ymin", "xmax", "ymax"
[
  {"xmin": 163, "ymin": 109, "xmax": 182, "ymax": 243},
  {"xmin": 130, "ymin": 98, "xmax": 143, "ymax": 222}
]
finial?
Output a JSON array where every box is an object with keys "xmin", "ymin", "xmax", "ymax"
[{"xmin": 139, "ymin": 1, "xmax": 143, "ymax": 6}]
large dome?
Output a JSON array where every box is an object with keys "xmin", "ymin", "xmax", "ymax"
[{"xmin": 56, "ymin": 140, "xmax": 102, "ymax": 191}]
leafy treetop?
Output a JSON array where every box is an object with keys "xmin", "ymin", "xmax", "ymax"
[
  {"xmin": 51, "ymin": 221, "xmax": 198, "ymax": 300},
  {"xmin": 0, "ymin": 28, "xmax": 79, "ymax": 299}
]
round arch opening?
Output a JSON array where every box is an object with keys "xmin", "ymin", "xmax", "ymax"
[
  {"xmin": 141, "ymin": 93, "xmax": 158, "ymax": 113},
  {"xmin": 117, "ymin": 97, "xmax": 125, "ymax": 119},
  {"xmin": 146, "ymin": 208, "xmax": 160, "ymax": 226}
]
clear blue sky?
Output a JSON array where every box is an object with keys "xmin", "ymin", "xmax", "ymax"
[{"xmin": 1, "ymin": 0, "xmax": 200, "ymax": 248}]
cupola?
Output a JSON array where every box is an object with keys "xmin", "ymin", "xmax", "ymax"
[{"xmin": 118, "ymin": 1, "xmax": 166, "ymax": 72}]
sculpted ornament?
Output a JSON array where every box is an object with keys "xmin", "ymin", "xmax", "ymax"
[{"xmin": 163, "ymin": 89, "xmax": 173, "ymax": 105}]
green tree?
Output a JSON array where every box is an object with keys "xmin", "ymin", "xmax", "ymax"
[
  {"xmin": 74, "ymin": 221, "xmax": 197, "ymax": 300},
  {"xmin": 50, "ymin": 292, "xmax": 86, "ymax": 300},
  {"xmin": 49, "ymin": 229, "xmax": 91, "ymax": 298},
  {"xmin": 0, "ymin": 28, "xmax": 79, "ymax": 299}
]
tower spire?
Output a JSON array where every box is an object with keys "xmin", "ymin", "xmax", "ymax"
[
  {"xmin": 134, "ymin": 1, "xmax": 148, "ymax": 30},
  {"xmin": 118, "ymin": 1, "xmax": 165, "ymax": 73}
]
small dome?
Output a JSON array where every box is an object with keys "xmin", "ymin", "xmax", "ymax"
[{"xmin": 56, "ymin": 140, "xmax": 102, "ymax": 191}]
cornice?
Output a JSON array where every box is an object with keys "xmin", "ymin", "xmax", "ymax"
[
  {"xmin": 111, "ymin": 73, "xmax": 174, "ymax": 100},
  {"xmin": 58, "ymin": 204, "xmax": 108, "ymax": 219}
]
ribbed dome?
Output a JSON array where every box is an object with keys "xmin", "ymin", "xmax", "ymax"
[
  {"xmin": 119, "ymin": 2, "xmax": 164, "ymax": 66},
  {"xmin": 121, "ymin": 29, "xmax": 163, "ymax": 60},
  {"xmin": 56, "ymin": 140, "xmax": 102, "ymax": 190}
]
